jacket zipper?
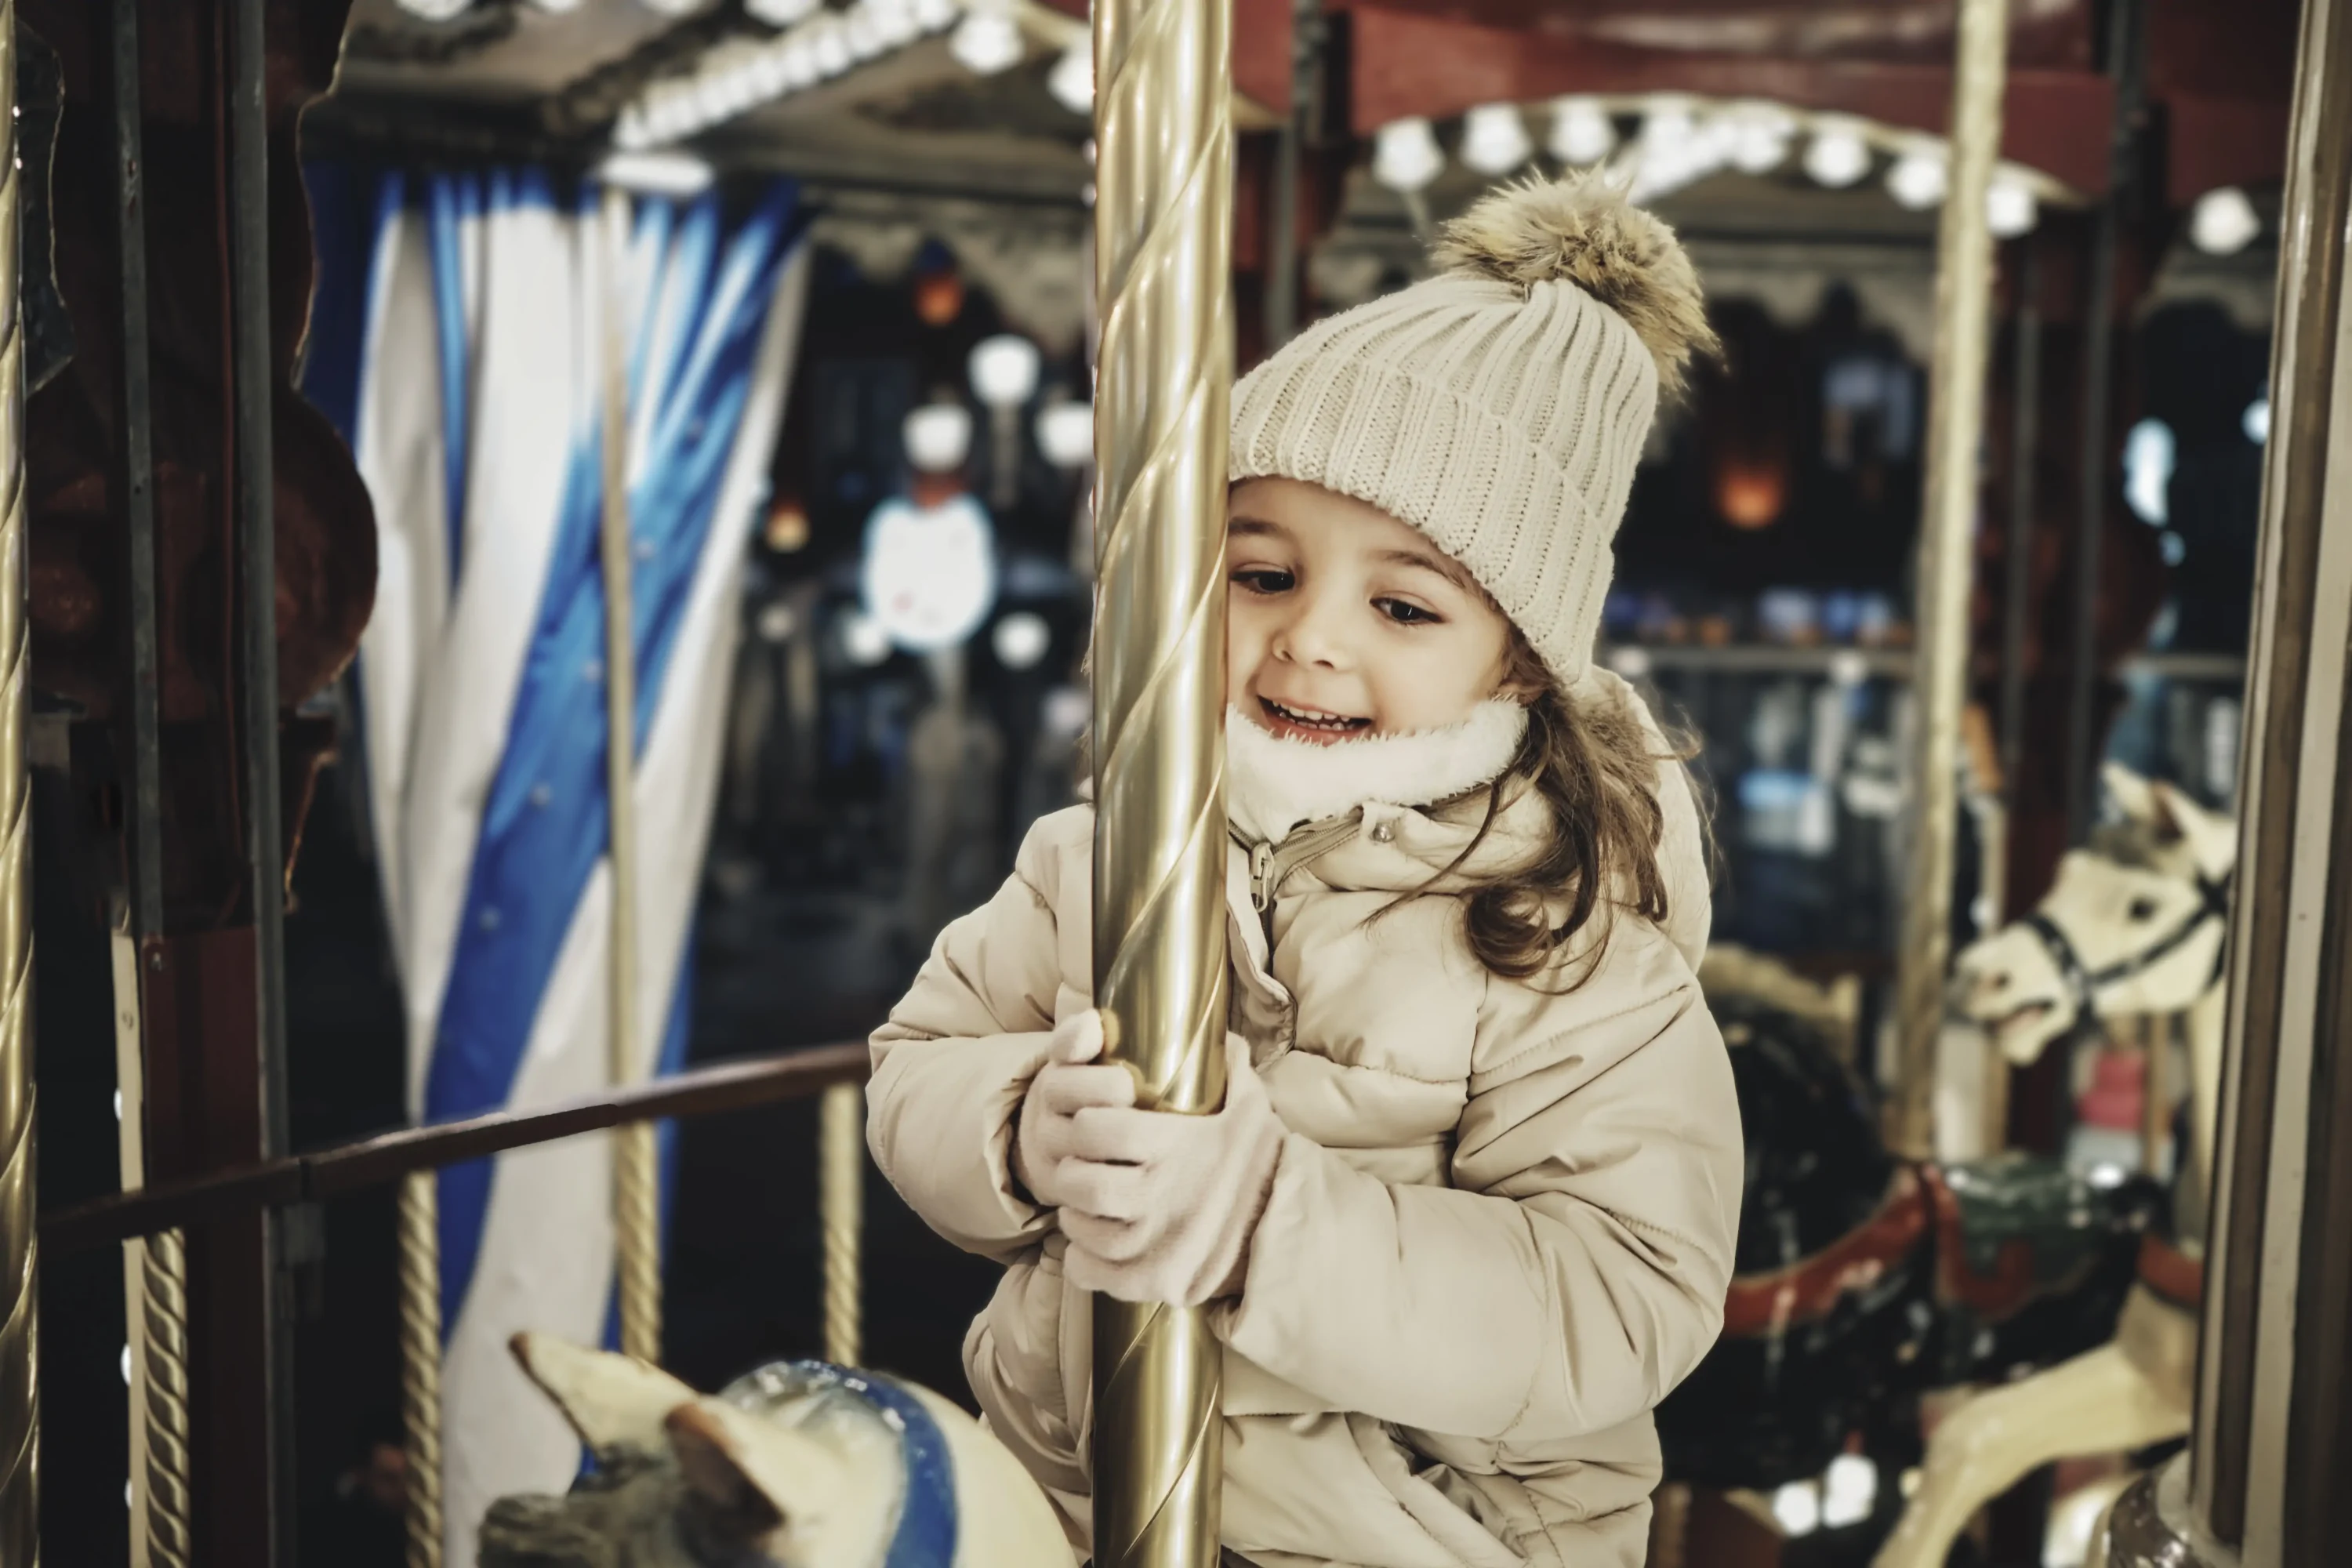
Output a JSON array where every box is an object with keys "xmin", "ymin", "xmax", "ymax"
[{"xmin": 1240, "ymin": 812, "xmax": 1361, "ymax": 914}]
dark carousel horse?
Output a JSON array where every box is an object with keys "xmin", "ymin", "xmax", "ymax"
[{"xmin": 1656, "ymin": 991, "xmax": 2165, "ymax": 1496}]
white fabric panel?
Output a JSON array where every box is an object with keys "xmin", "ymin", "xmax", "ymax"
[
  {"xmin": 437, "ymin": 236, "xmax": 812, "ymax": 1568},
  {"xmin": 395, "ymin": 195, "xmax": 590, "ymax": 1116},
  {"xmin": 352, "ymin": 209, "xmax": 450, "ymax": 988}
]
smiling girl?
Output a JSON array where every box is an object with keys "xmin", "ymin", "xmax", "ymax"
[{"xmin": 868, "ymin": 173, "xmax": 1742, "ymax": 1567}]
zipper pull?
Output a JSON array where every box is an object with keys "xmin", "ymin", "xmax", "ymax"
[{"xmin": 1250, "ymin": 840, "xmax": 1276, "ymax": 912}]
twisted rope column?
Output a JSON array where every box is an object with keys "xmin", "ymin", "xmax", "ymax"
[
  {"xmin": 1087, "ymin": 0, "xmax": 1233, "ymax": 1554},
  {"xmin": 396, "ymin": 1173, "xmax": 443, "ymax": 1568},
  {"xmin": 599, "ymin": 187, "xmax": 662, "ymax": 1365},
  {"xmin": 0, "ymin": 5, "xmax": 40, "ymax": 1555},
  {"xmin": 1890, "ymin": 0, "xmax": 2009, "ymax": 1160},
  {"xmin": 819, "ymin": 1083, "xmax": 862, "ymax": 1367},
  {"xmin": 138, "ymin": 1231, "xmax": 192, "ymax": 1568}
]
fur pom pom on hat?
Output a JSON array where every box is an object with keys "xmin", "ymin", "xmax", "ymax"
[
  {"xmin": 1434, "ymin": 173, "xmax": 1719, "ymax": 403},
  {"xmin": 1230, "ymin": 171, "xmax": 1715, "ymax": 682}
]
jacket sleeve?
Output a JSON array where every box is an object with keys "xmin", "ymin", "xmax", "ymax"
[
  {"xmin": 866, "ymin": 811, "xmax": 1082, "ymax": 1263},
  {"xmin": 1214, "ymin": 919, "xmax": 1742, "ymax": 1442}
]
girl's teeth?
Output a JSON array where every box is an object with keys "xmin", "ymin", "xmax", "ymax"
[{"xmin": 1270, "ymin": 701, "xmax": 1359, "ymax": 729}]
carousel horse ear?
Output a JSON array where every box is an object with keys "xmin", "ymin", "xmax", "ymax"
[
  {"xmin": 508, "ymin": 1332, "xmax": 699, "ymax": 1457},
  {"xmin": 2100, "ymin": 762, "xmax": 2162, "ymax": 829},
  {"xmin": 2145, "ymin": 778, "xmax": 2237, "ymax": 877},
  {"xmin": 665, "ymin": 1398, "xmax": 849, "ymax": 1553}
]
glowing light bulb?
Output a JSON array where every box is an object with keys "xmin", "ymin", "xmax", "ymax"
[
  {"xmin": 1372, "ymin": 118, "xmax": 1445, "ymax": 194},
  {"xmin": 1772, "ymin": 1479, "xmax": 1824, "ymax": 1537},
  {"xmin": 1460, "ymin": 103, "xmax": 1533, "ymax": 176},
  {"xmin": 1987, "ymin": 171, "xmax": 2038, "ymax": 237},
  {"xmin": 1722, "ymin": 100, "xmax": 1795, "ymax": 174},
  {"xmin": 1048, "ymin": 42, "xmax": 1092, "ymax": 113},
  {"xmin": 993, "ymin": 612, "xmax": 1051, "ymax": 670},
  {"xmin": 1035, "ymin": 399, "xmax": 1095, "ymax": 468},
  {"xmin": 2190, "ymin": 187, "xmax": 2260, "ymax": 256},
  {"xmin": 1886, "ymin": 142, "xmax": 1947, "ymax": 210},
  {"xmin": 1546, "ymin": 96, "xmax": 1615, "ymax": 165},
  {"xmin": 904, "ymin": 404, "xmax": 975, "ymax": 473},
  {"xmin": 968, "ymin": 335, "xmax": 1042, "ymax": 409},
  {"xmin": 949, "ymin": 8, "xmax": 1023, "ymax": 74},
  {"xmin": 842, "ymin": 612, "xmax": 893, "ymax": 666},
  {"xmin": 1803, "ymin": 117, "xmax": 1871, "ymax": 188},
  {"xmin": 1822, "ymin": 1455, "xmax": 1876, "ymax": 1529},
  {"xmin": 597, "ymin": 151, "xmax": 717, "ymax": 198}
]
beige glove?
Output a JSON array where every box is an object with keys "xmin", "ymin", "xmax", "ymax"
[
  {"xmin": 1056, "ymin": 1034, "xmax": 1287, "ymax": 1308},
  {"xmin": 1011, "ymin": 1009, "xmax": 1136, "ymax": 1210}
]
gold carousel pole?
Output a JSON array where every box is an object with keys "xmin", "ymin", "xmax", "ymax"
[
  {"xmin": 1891, "ymin": 0, "xmax": 2010, "ymax": 1161},
  {"xmin": 395, "ymin": 1173, "xmax": 442, "ymax": 1568},
  {"xmin": 599, "ymin": 187, "xmax": 662, "ymax": 1365},
  {"xmin": 1087, "ymin": 0, "xmax": 1234, "ymax": 1552},
  {"xmin": 0, "ymin": 5, "xmax": 38, "ymax": 1559},
  {"xmin": 818, "ymin": 1082, "xmax": 862, "ymax": 1367}
]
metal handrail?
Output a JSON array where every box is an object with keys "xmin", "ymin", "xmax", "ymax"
[{"xmin": 41, "ymin": 1042, "xmax": 871, "ymax": 1257}]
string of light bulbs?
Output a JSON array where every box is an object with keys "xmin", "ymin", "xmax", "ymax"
[{"xmin": 1372, "ymin": 95, "xmax": 2072, "ymax": 241}]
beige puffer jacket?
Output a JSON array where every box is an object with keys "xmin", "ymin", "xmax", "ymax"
[{"xmin": 868, "ymin": 680, "xmax": 1741, "ymax": 1568}]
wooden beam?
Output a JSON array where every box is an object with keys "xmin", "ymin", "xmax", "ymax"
[{"xmin": 1345, "ymin": 5, "xmax": 2118, "ymax": 196}]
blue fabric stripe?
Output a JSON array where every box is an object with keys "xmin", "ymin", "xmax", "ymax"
[
  {"xmin": 295, "ymin": 162, "xmax": 397, "ymax": 448},
  {"xmin": 426, "ymin": 176, "xmax": 803, "ymax": 1332}
]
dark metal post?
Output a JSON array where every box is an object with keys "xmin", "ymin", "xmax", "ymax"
[
  {"xmin": 114, "ymin": 0, "xmax": 163, "ymax": 941},
  {"xmin": 225, "ymin": 0, "xmax": 294, "ymax": 1559},
  {"xmin": 2062, "ymin": 0, "xmax": 2145, "ymax": 846},
  {"xmin": 1998, "ymin": 237, "xmax": 2041, "ymax": 835},
  {"xmin": 2173, "ymin": 0, "xmax": 2352, "ymax": 1552},
  {"xmin": 1261, "ymin": 0, "xmax": 1320, "ymax": 352}
]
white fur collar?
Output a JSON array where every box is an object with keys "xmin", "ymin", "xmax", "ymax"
[{"xmin": 1224, "ymin": 700, "xmax": 1530, "ymax": 846}]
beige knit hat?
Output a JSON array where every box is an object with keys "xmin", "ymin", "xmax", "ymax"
[{"xmin": 1229, "ymin": 172, "xmax": 1717, "ymax": 682}]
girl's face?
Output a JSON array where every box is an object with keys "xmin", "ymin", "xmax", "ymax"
[{"xmin": 1225, "ymin": 477, "xmax": 1526, "ymax": 744}]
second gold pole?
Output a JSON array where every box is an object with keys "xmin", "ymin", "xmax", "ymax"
[
  {"xmin": 599, "ymin": 187, "xmax": 662, "ymax": 1366},
  {"xmin": 1892, "ymin": 0, "xmax": 2011, "ymax": 1161}
]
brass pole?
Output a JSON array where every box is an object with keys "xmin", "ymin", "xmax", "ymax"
[
  {"xmin": 137, "ymin": 1231, "xmax": 192, "ymax": 1568},
  {"xmin": 1891, "ymin": 0, "xmax": 2010, "ymax": 1161},
  {"xmin": 2141, "ymin": 1014, "xmax": 2168, "ymax": 1178},
  {"xmin": 818, "ymin": 1083, "xmax": 862, "ymax": 1367},
  {"xmin": 0, "ymin": 4, "xmax": 38, "ymax": 1555},
  {"xmin": 1087, "ymin": 0, "xmax": 1234, "ymax": 1551},
  {"xmin": 395, "ymin": 1173, "xmax": 443, "ymax": 1568},
  {"xmin": 112, "ymin": 933, "xmax": 190, "ymax": 1568},
  {"xmin": 599, "ymin": 187, "xmax": 662, "ymax": 1364}
]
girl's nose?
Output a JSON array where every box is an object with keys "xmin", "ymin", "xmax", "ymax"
[{"xmin": 1272, "ymin": 595, "xmax": 1349, "ymax": 668}]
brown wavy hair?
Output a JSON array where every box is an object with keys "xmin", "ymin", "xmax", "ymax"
[{"xmin": 1420, "ymin": 631, "xmax": 1705, "ymax": 990}]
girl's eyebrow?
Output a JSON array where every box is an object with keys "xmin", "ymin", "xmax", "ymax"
[
  {"xmin": 1226, "ymin": 516, "xmax": 1287, "ymax": 541},
  {"xmin": 1375, "ymin": 545, "xmax": 1477, "ymax": 591}
]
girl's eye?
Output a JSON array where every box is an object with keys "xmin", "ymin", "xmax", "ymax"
[
  {"xmin": 1375, "ymin": 597, "xmax": 1440, "ymax": 626},
  {"xmin": 1232, "ymin": 567, "xmax": 1294, "ymax": 594}
]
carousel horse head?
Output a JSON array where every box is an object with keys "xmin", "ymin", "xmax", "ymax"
[
  {"xmin": 478, "ymin": 1334, "xmax": 1068, "ymax": 1568},
  {"xmin": 1952, "ymin": 764, "xmax": 2236, "ymax": 1068}
]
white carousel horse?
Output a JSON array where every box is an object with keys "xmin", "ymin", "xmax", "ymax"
[
  {"xmin": 1871, "ymin": 763, "xmax": 2230, "ymax": 1568},
  {"xmin": 477, "ymin": 1333, "xmax": 1072, "ymax": 1568}
]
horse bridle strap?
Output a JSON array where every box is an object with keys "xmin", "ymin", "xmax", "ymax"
[{"xmin": 2021, "ymin": 872, "xmax": 2233, "ymax": 1025}]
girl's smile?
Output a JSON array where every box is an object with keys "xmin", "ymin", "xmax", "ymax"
[{"xmin": 1227, "ymin": 477, "xmax": 1528, "ymax": 744}]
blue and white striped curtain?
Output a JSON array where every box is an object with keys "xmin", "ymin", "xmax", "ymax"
[{"xmin": 306, "ymin": 165, "xmax": 811, "ymax": 1561}]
